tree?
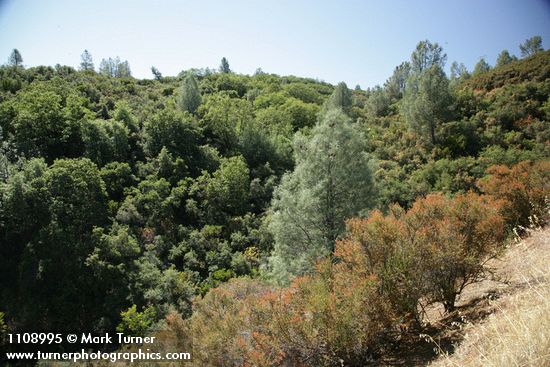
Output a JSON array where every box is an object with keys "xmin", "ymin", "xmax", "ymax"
[
  {"xmin": 401, "ymin": 40, "xmax": 451, "ymax": 145},
  {"xmin": 198, "ymin": 92, "xmax": 253, "ymax": 154},
  {"xmin": 385, "ymin": 61, "xmax": 411, "ymax": 101},
  {"xmin": 473, "ymin": 57, "xmax": 491, "ymax": 75},
  {"xmin": 450, "ymin": 61, "xmax": 470, "ymax": 82},
  {"xmin": 410, "ymin": 40, "xmax": 446, "ymax": 74},
  {"xmin": 268, "ymin": 108, "xmax": 377, "ymax": 284},
  {"xmin": 116, "ymin": 60, "xmax": 132, "ymax": 78},
  {"xmin": 99, "ymin": 57, "xmax": 131, "ymax": 77},
  {"xmin": 79, "ymin": 50, "xmax": 94, "ymax": 71},
  {"xmin": 495, "ymin": 49, "xmax": 517, "ymax": 67},
  {"xmin": 81, "ymin": 119, "xmax": 130, "ymax": 166},
  {"xmin": 365, "ymin": 86, "xmax": 391, "ymax": 117},
  {"xmin": 219, "ymin": 57, "xmax": 230, "ymax": 73},
  {"xmin": 179, "ymin": 72, "xmax": 202, "ymax": 114},
  {"xmin": 143, "ymin": 108, "xmax": 202, "ymax": 173},
  {"xmin": 8, "ymin": 49, "xmax": 23, "ymax": 67},
  {"xmin": 6, "ymin": 81, "xmax": 88, "ymax": 161},
  {"xmin": 401, "ymin": 64, "xmax": 452, "ymax": 145},
  {"xmin": 325, "ymin": 81, "xmax": 352, "ymax": 111},
  {"xmin": 404, "ymin": 193, "xmax": 506, "ymax": 311},
  {"xmin": 99, "ymin": 58, "xmax": 115, "ymax": 77},
  {"xmin": 204, "ymin": 156, "xmax": 250, "ymax": 220},
  {"xmin": 151, "ymin": 66, "xmax": 162, "ymax": 80},
  {"xmin": 1, "ymin": 158, "xmax": 110, "ymax": 332},
  {"xmin": 519, "ymin": 36, "xmax": 543, "ymax": 58}
]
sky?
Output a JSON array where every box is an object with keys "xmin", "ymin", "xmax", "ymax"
[{"xmin": 0, "ymin": 0, "xmax": 549, "ymax": 88}]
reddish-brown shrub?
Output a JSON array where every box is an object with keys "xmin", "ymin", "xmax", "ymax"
[
  {"xmin": 244, "ymin": 260, "xmax": 393, "ymax": 366},
  {"xmin": 341, "ymin": 209, "xmax": 423, "ymax": 320},
  {"xmin": 189, "ymin": 278, "xmax": 273, "ymax": 366},
  {"xmin": 477, "ymin": 160, "xmax": 550, "ymax": 229},
  {"xmin": 406, "ymin": 192, "xmax": 506, "ymax": 311}
]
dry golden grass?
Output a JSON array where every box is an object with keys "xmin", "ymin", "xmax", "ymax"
[{"xmin": 430, "ymin": 227, "xmax": 550, "ymax": 367}]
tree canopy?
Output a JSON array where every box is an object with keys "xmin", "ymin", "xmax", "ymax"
[{"xmin": 268, "ymin": 108, "xmax": 377, "ymax": 284}]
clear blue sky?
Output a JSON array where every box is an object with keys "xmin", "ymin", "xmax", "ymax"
[{"xmin": 1, "ymin": 0, "xmax": 549, "ymax": 88}]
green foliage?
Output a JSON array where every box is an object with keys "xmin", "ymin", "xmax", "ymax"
[
  {"xmin": 151, "ymin": 66, "xmax": 162, "ymax": 80},
  {"xmin": 3, "ymin": 80, "xmax": 90, "ymax": 161},
  {"xmin": 282, "ymin": 82, "xmax": 322, "ymax": 104},
  {"xmin": 365, "ymin": 86, "xmax": 391, "ymax": 118},
  {"xmin": 99, "ymin": 57, "xmax": 132, "ymax": 77},
  {"xmin": 0, "ymin": 311, "xmax": 7, "ymax": 345},
  {"xmin": 496, "ymin": 50, "xmax": 517, "ymax": 68},
  {"xmin": 8, "ymin": 49, "xmax": 23, "ymax": 67},
  {"xmin": 325, "ymin": 81, "xmax": 352, "ymax": 111},
  {"xmin": 385, "ymin": 61, "xmax": 411, "ymax": 101},
  {"xmin": 198, "ymin": 92, "xmax": 252, "ymax": 154},
  {"xmin": 0, "ymin": 158, "xmax": 109, "ymax": 332},
  {"xmin": 465, "ymin": 49, "xmax": 550, "ymax": 90},
  {"xmin": 268, "ymin": 108, "xmax": 377, "ymax": 284},
  {"xmin": 215, "ymin": 73, "xmax": 248, "ymax": 97},
  {"xmin": 143, "ymin": 108, "xmax": 202, "ymax": 171},
  {"xmin": 79, "ymin": 50, "xmax": 94, "ymax": 71},
  {"xmin": 401, "ymin": 65, "xmax": 452, "ymax": 145},
  {"xmin": 410, "ymin": 40, "xmax": 446, "ymax": 74},
  {"xmin": 81, "ymin": 119, "xmax": 130, "ymax": 166},
  {"xmin": 100, "ymin": 161, "xmax": 135, "ymax": 201},
  {"xmin": 202, "ymin": 155, "xmax": 250, "ymax": 221},
  {"xmin": 187, "ymin": 191, "xmax": 507, "ymax": 365},
  {"xmin": 282, "ymin": 97, "xmax": 319, "ymax": 129},
  {"xmin": 0, "ymin": 40, "xmax": 547, "ymax": 356},
  {"xmin": 450, "ymin": 61, "xmax": 470, "ymax": 83},
  {"xmin": 519, "ymin": 35, "xmax": 543, "ymax": 58},
  {"xmin": 179, "ymin": 72, "xmax": 202, "ymax": 114},
  {"xmin": 473, "ymin": 57, "xmax": 492, "ymax": 76},
  {"xmin": 219, "ymin": 57, "xmax": 231, "ymax": 73},
  {"xmin": 116, "ymin": 305, "xmax": 157, "ymax": 337}
]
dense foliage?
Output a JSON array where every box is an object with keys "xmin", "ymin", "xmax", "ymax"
[
  {"xmin": 180, "ymin": 192, "xmax": 507, "ymax": 366},
  {"xmin": 0, "ymin": 40, "xmax": 548, "ymax": 364}
]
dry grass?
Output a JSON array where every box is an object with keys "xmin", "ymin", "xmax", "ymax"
[{"xmin": 430, "ymin": 227, "xmax": 550, "ymax": 367}]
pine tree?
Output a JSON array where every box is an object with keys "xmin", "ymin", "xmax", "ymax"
[
  {"xmin": 8, "ymin": 49, "xmax": 23, "ymax": 67},
  {"xmin": 99, "ymin": 57, "xmax": 131, "ymax": 77},
  {"xmin": 99, "ymin": 58, "xmax": 115, "ymax": 77},
  {"xmin": 495, "ymin": 50, "xmax": 517, "ymax": 67},
  {"xmin": 450, "ymin": 61, "xmax": 470, "ymax": 81},
  {"xmin": 79, "ymin": 50, "xmax": 94, "ymax": 71},
  {"xmin": 151, "ymin": 66, "xmax": 162, "ymax": 80},
  {"xmin": 519, "ymin": 36, "xmax": 543, "ymax": 58},
  {"xmin": 401, "ymin": 65, "xmax": 451, "ymax": 145},
  {"xmin": 268, "ymin": 108, "xmax": 377, "ymax": 284},
  {"xmin": 219, "ymin": 57, "xmax": 230, "ymax": 73},
  {"xmin": 385, "ymin": 61, "xmax": 411, "ymax": 100},
  {"xmin": 326, "ymin": 82, "xmax": 352, "ymax": 111},
  {"xmin": 179, "ymin": 73, "xmax": 202, "ymax": 114},
  {"xmin": 410, "ymin": 40, "xmax": 446, "ymax": 74},
  {"xmin": 116, "ymin": 60, "xmax": 132, "ymax": 78},
  {"xmin": 473, "ymin": 57, "xmax": 491, "ymax": 75},
  {"xmin": 401, "ymin": 41, "xmax": 452, "ymax": 145}
]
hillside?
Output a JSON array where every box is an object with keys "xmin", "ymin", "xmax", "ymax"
[
  {"xmin": 428, "ymin": 227, "xmax": 550, "ymax": 367},
  {"xmin": 464, "ymin": 49, "xmax": 550, "ymax": 91},
  {"xmin": 0, "ymin": 41, "xmax": 549, "ymax": 365}
]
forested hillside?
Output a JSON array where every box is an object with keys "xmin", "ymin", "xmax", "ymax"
[{"xmin": 0, "ymin": 39, "xmax": 549, "ymax": 365}]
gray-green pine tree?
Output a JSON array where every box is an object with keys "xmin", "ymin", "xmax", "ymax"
[{"xmin": 268, "ymin": 108, "xmax": 377, "ymax": 284}]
